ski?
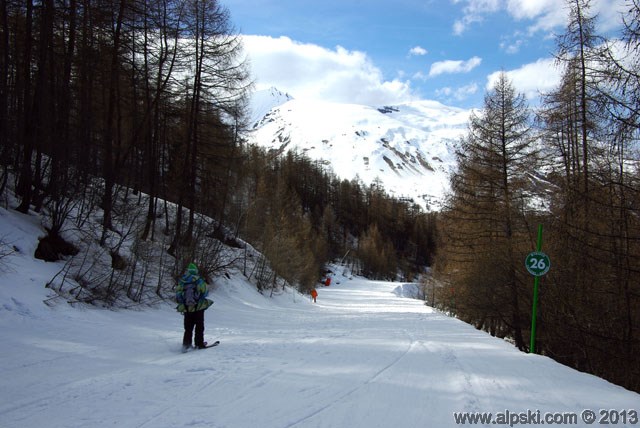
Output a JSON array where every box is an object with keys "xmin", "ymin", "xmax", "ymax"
[{"xmin": 181, "ymin": 340, "xmax": 220, "ymax": 353}]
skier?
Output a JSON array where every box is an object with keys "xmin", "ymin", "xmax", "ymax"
[
  {"xmin": 325, "ymin": 276, "xmax": 331, "ymax": 287},
  {"xmin": 176, "ymin": 263, "xmax": 213, "ymax": 351},
  {"xmin": 311, "ymin": 288, "xmax": 318, "ymax": 303}
]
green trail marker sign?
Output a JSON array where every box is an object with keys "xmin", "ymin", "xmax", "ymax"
[
  {"xmin": 525, "ymin": 251, "xmax": 550, "ymax": 277},
  {"xmin": 528, "ymin": 224, "xmax": 550, "ymax": 354}
]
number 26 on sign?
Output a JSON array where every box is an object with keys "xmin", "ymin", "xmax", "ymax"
[{"xmin": 525, "ymin": 251, "xmax": 550, "ymax": 277}]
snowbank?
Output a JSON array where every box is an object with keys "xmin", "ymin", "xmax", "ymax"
[{"xmin": 392, "ymin": 282, "xmax": 423, "ymax": 299}]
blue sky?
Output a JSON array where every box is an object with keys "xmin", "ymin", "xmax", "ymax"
[{"xmin": 223, "ymin": 0, "xmax": 627, "ymax": 109}]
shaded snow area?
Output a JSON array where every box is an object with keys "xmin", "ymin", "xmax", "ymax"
[
  {"xmin": 1, "ymin": 209, "xmax": 638, "ymax": 428},
  {"xmin": 392, "ymin": 282, "xmax": 423, "ymax": 300}
]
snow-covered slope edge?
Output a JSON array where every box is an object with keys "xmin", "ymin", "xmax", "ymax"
[
  {"xmin": 247, "ymin": 89, "xmax": 470, "ymax": 210},
  {"xmin": 248, "ymin": 86, "xmax": 294, "ymax": 128},
  {"xmin": 1, "ymin": 205, "xmax": 638, "ymax": 428}
]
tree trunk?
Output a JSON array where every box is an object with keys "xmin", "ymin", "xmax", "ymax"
[{"xmin": 100, "ymin": 0, "xmax": 126, "ymax": 245}]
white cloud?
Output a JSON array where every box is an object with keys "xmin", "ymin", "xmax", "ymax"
[
  {"xmin": 453, "ymin": 14, "xmax": 480, "ymax": 36},
  {"xmin": 500, "ymin": 38, "xmax": 524, "ymax": 54},
  {"xmin": 511, "ymin": 0, "xmax": 626, "ymax": 33},
  {"xmin": 593, "ymin": 0, "xmax": 628, "ymax": 32},
  {"xmin": 486, "ymin": 57, "xmax": 562, "ymax": 101},
  {"xmin": 505, "ymin": 0, "xmax": 558, "ymax": 21},
  {"xmin": 241, "ymin": 35, "xmax": 414, "ymax": 105},
  {"xmin": 412, "ymin": 71, "xmax": 429, "ymax": 81},
  {"xmin": 429, "ymin": 56, "xmax": 482, "ymax": 77},
  {"xmin": 436, "ymin": 83, "xmax": 480, "ymax": 101},
  {"xmin": 454, "ymin": 0, "xmax": 625, "ymax": 35},
  {"xmin": 409, "ymin": 46, "xmax": 428, "ymax": 56},
  {"xmin": 511, "ymin": 1, "xmax": 567, "ymax": 34},
  {"xmin": 452, "ymin": 0, "xmax": 502, "ymax": 34}
]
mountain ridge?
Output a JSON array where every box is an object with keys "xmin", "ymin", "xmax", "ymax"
[{"xmin": 247, "ymin": 88, "xmax": 471, "ymax": 210}]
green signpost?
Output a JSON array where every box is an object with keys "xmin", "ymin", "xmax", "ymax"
[{"xmin": 527, "ymin": 224, "xmax": 550, "ymax": 354}]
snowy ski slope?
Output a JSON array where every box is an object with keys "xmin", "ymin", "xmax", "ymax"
[{"xmin": 0, "ymin": 207, "xmax": 638, "ymax": 428}]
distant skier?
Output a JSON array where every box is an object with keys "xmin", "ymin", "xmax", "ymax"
[
  {"xmin": 311, "ymin": 288, "xmax": 318, "ymax": 303},
  {"xmin": 176, "ymin": 263, "xmax": 213, "ymax": 351},
  {"xmin": 325, "ymin": 276, "xmax": 331, "ymax": 287}
]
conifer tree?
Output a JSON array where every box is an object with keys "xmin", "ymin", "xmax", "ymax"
[
  {"xmin": 438, "ymin": 72, "xmax": 538, "ymax": 349},
  {"xmin": 536, "ymin": 0, "xmax": 640, "ymax": 390}
]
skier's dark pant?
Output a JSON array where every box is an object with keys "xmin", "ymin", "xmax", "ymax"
[{"xmin": 183, "ymin": 309, "xmax": 205, "ymax": 348}]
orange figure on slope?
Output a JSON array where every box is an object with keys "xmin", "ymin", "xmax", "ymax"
[{"xmin": 311, "ymin": 288, "xmax": 318, "ymax": 303}]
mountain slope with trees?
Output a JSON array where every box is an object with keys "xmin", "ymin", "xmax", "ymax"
[
  {"xmin": 247, "ymin": 95, "xmax": 469, "ymax": 211},
  {"xmin": 434, "ymin": 0, "xmax": 640, "ymax": 393},
  {"xmin": 0, "ymin": 0, "xmax": 437, "ymax": 302}
]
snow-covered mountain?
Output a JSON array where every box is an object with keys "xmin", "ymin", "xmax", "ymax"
[
  {"xmin": 247, "ymin": 86, "xmax": 294, "ymax": 128},
  {"xmin": 247, "ymin": 88, "xmax": 471, "ymax": 210}
]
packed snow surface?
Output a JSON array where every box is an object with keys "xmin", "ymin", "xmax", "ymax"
[{"xmin": 1, "ymin": 208, "xmax": 638, "ymax": 427}]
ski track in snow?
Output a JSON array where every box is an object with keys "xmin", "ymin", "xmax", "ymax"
[
  {"xmin": 284, "ymin": 330, "xmax": 417, "ymax": 428},
  {"xmin": 1, "ymin": 259, "xmax": 639, "ymax": 427}
]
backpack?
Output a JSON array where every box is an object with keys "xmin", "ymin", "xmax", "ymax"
[
  {"xmin": 177, "ymin": 276, "xmax": 202, "ymax": 312},
  {"xmin": 183, "ymin": 280, "xmax": 200, "ymax": 308}
]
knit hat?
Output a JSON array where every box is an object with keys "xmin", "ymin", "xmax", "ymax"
[{"xmin": 187, "ymin": 263, "xmax": 198, "ymax": 275}]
